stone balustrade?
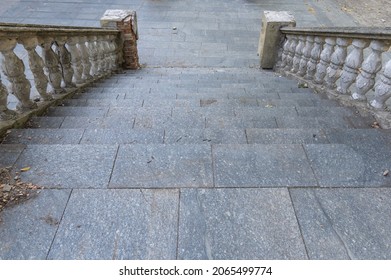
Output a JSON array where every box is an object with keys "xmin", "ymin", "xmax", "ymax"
[
  {"xmin": 0, "ymin": 23, "xmax": 123, "ymax": 124},
  {"xmin": 274, "ymin": 24, "xmax": 391, "ymax": 127}
]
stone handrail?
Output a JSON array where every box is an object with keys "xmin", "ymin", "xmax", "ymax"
[
  {"xmin": 0, "ymin": 10, "xmax": 139, "ymax": 135},
  {"xmin": 258, "ymin": 11, "xmax": 391, "ymax": 128}
]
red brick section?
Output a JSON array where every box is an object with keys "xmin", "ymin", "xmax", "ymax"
[{"xmin": 116, "ymin": 16, "xmax": 139, "ymax": 69}]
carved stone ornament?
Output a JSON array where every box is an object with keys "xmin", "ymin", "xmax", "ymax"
[
  {"xmin": 305, "ymin": 36, "xmax": 324, "ymax": 80},
  {"xmin": 55, "ymin": 36, "xmax": 76, "ymax": 89},
  {"xmin": 371, "ymin": 58, "xmax": 391, "ymax": 109},
  {"xmin": 337, "ymin": 39, "xmax": 368, "ymax": 95},
  {"xmin": 41, "ymin": 37, "xmax": 65, "ymax": 94},
  {"xmin": 314, "ymin": 37, "xmax": 336, "ymax": 84},
  {"xmin": 325, "ymin": 37, "xmax": 349, "ymax": 89},
  {"xmin": 352, "ymin": 40, "xmax": 386, "ymax": 101},
  {"xmin": 0, "ymin": 38, "xmax": 36, "ymax": 112},
  {"xmin": 0, "ymin": 74, "xmax": 17, "ymax": 120},
  {"xmin": 20, "ymin": 36, "xmax": 52, "ymax": 101},
  {"xmin": 298, "ymin": 36, "xmax": 314, "ymax": 77}
]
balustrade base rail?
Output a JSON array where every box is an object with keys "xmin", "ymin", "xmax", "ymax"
[{"xmin": 259, "ymin": 11, "xmax": 391, "ymax": 128}]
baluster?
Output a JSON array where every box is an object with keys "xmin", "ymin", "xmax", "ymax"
[
  {"xmin": 0, "ymin": 74, "xmax": 17, "ymax": 120},
  {"xmin": 370, "ymin": 59, "xmax": 391, "ymax": 109},
  {"xmin": 352, "ymin": 40, "xmax": 387, "ymax": 101},
  {"xmin": 96, "ymin": 36, "xmax": 107, "ymax": 76},
  {"xmin": 109, "ymin": 35, "xmax": 119, "ymax": 71},
  {"xmin": 41, "ymin": 37, "xmax": 65, "ymax": 94},
  {"xmin": 67, "ymin": 37, "xmax": 84, "ymax": 85},
  {"xmin": 78, "ymin": 36, "xmax": 93, "ymax": 81},
  {"xmin": 0, "ymin": 38, "xmax": 36, "ymax": 112},
  {"xmin": 291, "ymin": 35, "xmax": 305, "ymax": 73},
  {"xmin": 337, "ymin": 39, "xmax": 368, "ymax": 95},
  {"xmin": 325, "ymin": 38, "xmax": 349, "ymax": 89},
  {"xmin": 87, "ymin": 36, "xmax": 99, "ymax": 78},
  {"xmin": 55, "ymin": 36, "xmax": 76, "ymax": 89},
  {"xmin": 103, "ymin": 35, "xmax": 112, "ymax": 73},
  {"xmin": 279, "ymin": 36, "xmax": 291, "ymax": 70},
  {"xmin": 298, "ymin": 36, "xmax": 314, "ymax": 77},
  {"xmin": 20, "ymin": 37, "xmax": 52, "ymax": 101},
  {"xmin": 314, "ymin": 37, "xmax": 336, "ymax": 84},
  {"xmin": 305, "ymin": 36, "xmax": 324, "ymax": 80},
  {"xmin": 284, "ymin": 35, "xmax": 298, "ymax": 72}
]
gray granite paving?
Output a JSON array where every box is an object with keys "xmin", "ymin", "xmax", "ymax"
[
  {"xmin": 290, "ymin": 188, "xmax": 391, "ymax": 259},
  {"xmin": 81, "ymin": 128, "xmax": 164, "ymax": 144},
  {"xmin": 178, "ymin": 188, "xmax": 308, "ymax": 259},
  {"xmin": 304, "ymin": 143, "xmax": 391, "ymax": 187},
  {"xmin": 0, "ymin": 190, "xmax": 71, "ymax": 259},
  {"xmin": 164, "ymin": 128, "xmax": 247, "ymax": 144},
  {"xmin": 110, "ymin": 144, "xmax": 213, "ymax": 188},
  {"xmin": 213, "ymin": 144, "xmax": 317, "ymax": 187},
  {"xmin": 48, "ymin": 189, "xmax": 178, "ymax": 259},
  {"xmin": 0, "ymin": 144, "xmax": 25, "ymax": 168},
  {"xmin": 246, "ymin": 128, "xmax": 329, "ymax": 144},
  {"xmin": 2, "ymin": 129, "xmax": 84, "ymax": 145},
  {"xmin": 14, "ymin": 145, "xmax": 118, "ymax": 189}
]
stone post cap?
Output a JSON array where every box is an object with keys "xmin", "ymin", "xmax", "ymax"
[
  {"xmin": 263, "ymin": 11, "xmax": 295, "ymax": 23},
  {"xmin": 100, "ymin": 9, "xmax": 138, "ymax": 39}
]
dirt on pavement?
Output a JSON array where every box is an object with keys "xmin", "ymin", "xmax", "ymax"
[{"xmin": 334, "ymin": 0, "xmax": 390, "ymax": 27}]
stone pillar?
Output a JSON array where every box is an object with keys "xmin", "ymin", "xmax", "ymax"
[
  {"xmin": 100, "ymin": 9, "xmax": 139, "ymax": 70},
  {"xmin": 258, "ymin": 11, "xmax": 296, "ymax": 69}
]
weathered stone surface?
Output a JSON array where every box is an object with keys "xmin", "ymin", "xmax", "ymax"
[
  {"xmin": 178, "ymin": 188, "xmax": 308, "ymax": 259},
  {"xmin": 258, "ymin": 11, "xmax": 296, "ymax": 69},
  {"xmin": 110, "ymin": 144, "xmax": 213, "ymax": 188},
  {"xmin": 15, "ymin": 145, "xmax": 118, "ymax": 188},
  {"xmin": 213, "ymin": 144, "xmax": 317, "ymax": 187},
  {"xmin": 290, "ymin": 188, "xmax": 391, "ymax": 259},
  {"xmin": 48, "ymin": 189, "xmax": 178, "ymax": 259},
  {"xmin": 81, "ymin": 128, "xmax": 164, "ymax": 144},
  {"xmin": 3, "ymin": 129, "xmax": 84, "ymax": 144},
  {"xmin": 0, "ymin": 144, "xmax": 25, "ymax": 168},
  {"xmin": 164, "ymin": 128, "xmax": 246, "ymax": 144},
  {"xmin": 246, "ymin": 128, "xmax": 329, "ymax": 144},
  {"xmin": 0, "ymin": 190, "xmax": 71, "ymax": 259},
  {"xmin": 304, "ymin": 143, "xmax": 391, "ymax": 187}
]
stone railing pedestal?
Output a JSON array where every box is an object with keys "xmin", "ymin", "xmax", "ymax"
[{"xmin": 101, "ymin": 9, "xmax": 140, "ymax": 70}]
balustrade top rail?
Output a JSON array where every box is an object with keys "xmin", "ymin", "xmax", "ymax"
[
  {"xmin": 280, "ymin": 26, "xmax": 391, "ymax": 41},
  {"xmin": 0, "ymin": 22, "xmax": 120, "ymax": 38}
]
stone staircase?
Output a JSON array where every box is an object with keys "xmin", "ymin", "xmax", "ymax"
[{"xmin": 3, "ymin": 66, "xmax": 391, "ymax": 189}]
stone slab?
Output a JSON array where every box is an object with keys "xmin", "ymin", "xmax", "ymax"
[
  {"xmin": 48, "ymin": 189, "xmax": 178, "ymax": 259},
  {"xmin": 178, "ymin": 188, "xmax": 307, "ymax": 259},
  {"xmin": 60, "ymin": 116, "xmax": 135, "ymax": 129},
  {"xmin": 110, "ymin": 144, "xmax": 213, "ymax": 188},
  {"xmin": 81, "ymin": 128, "xmax": 164, "ymax": 144},
  {"xmin": 46, "ymin": 107, "xmax": 108, "ymax": 117},
  {"xmin": 246, "ymin": 128, "xmax": 329, "ymax": 144},
  {"xmin": 290, "ymin": 188, "xmax": 391, "ymax": 259},
  {"xmin": 2, "ymin": 129, "xmax": 84, "ymax": 145},
  {"xmin": 0, "ymin": 189, "xmax": 71, "ymax": 259},
  {"xmin": 164, "ymin": 128, "xmax": 246, "ymax": 144},
  {"xmin": 0, "ymin": 144, "xmax": 25, "ymax": 168},
  {"xmin": 276, "ymin": 116, "xmax": 353, "ymax": 129},
  {"xmin": 206, "ymin": 116, "xmax": 278, "ymax": 129},
  {"xmin": 213, "ymin": 144, "xmax": 317, "ymax": 187},
  {"xmin": 29, "ymin": 117, "xmax": 65, "ymax": 129},
  {"xmin": 15, "ymin": 145, "xmax": 118, "ymax": 189},
  {"xmin": 304, "ymin": 143, "xmax": 391, "ymax": 187},
  {"xmin": 135, "ymin": 114, "xmax": 205, "ymax": 129}
]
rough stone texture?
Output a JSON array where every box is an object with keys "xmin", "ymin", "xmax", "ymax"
[
  {"xmin": 305, "ymin": 143, "xmax": 391, "ymax": 187},
  {"xmin": 290, "ymin": 188, "xmax": 391, "ymax": 259},
  {"xmin": 164, "ymin": 128, "xmax": 247, "ymax": 144},
  {"xmin": 213, "ymin": 144, "xmax": 317, "ymax": 187},
  {"xmin": 2, "ymin": 129, "xmax": 84, "ymax": 144},
  {"xmin": 0, "ymin": 190, "xmax": 71, "ymax": 259},
  {"xmin": 81, "ymin": 128, "xmax": 164, "ymax": 144},
  {"xmin": 14, "ymin": 145, "xmax": 118, "ymax": 188},
  {"xmin": 110, "ymin": 144, "xmax": 213, "ymax": 188},
  {"xmin": 48, "ymin": 189, "xmax": 178, "ymax": 259},
  {"xmin": 246, "ymin": 128, "xmax": 329, "ymax": 144},
  {"xmin": 101, "ymin": 9, "xmax": 139, "ymax": 69},
  {"xmin": 178, "ymin": 188, "xmax": 308, "ymax": 259},
  {"xmin": 258, "ymin": 11, "xmax": 296, "ymax": 69},
  {"xmin": 0, "ymin": 144, "xmax": 25, "ymax": 168}
]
